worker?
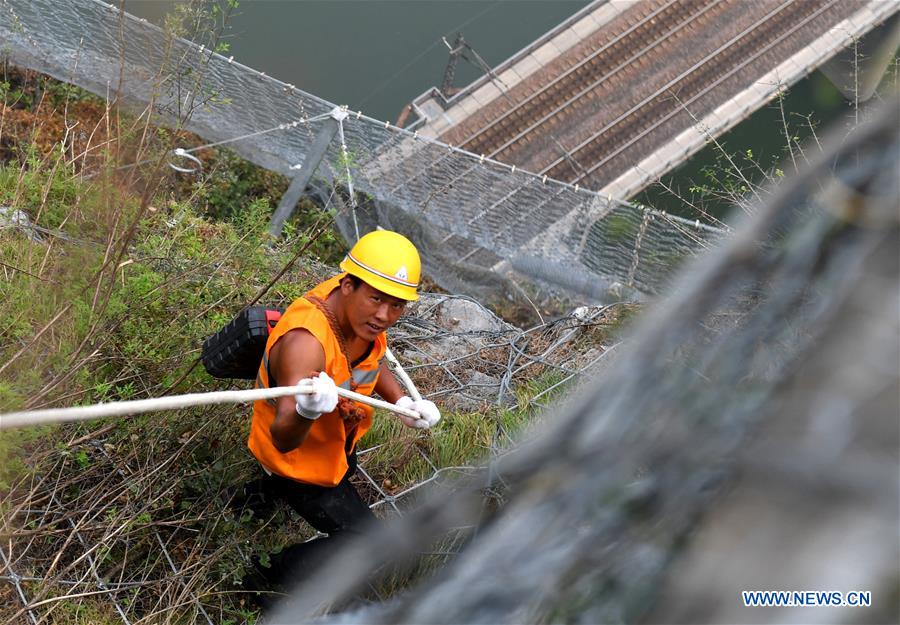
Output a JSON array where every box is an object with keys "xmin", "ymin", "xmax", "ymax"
[{"xmin": 240, "ymin": 229, "xmax": 440, "ymax": 600}]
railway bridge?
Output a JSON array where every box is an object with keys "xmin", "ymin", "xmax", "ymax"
[{"xmin": 410, "ymin": 0, "xmax": 899, "ymax": 199}]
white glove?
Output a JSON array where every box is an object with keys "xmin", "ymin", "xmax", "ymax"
[
  {"xmin": 395, "ymin": 396, "xmax": 441, "ymax": 429},
  {"xmin": 295, "ymin": 371, "xmax": 338, "ymax": 420}
]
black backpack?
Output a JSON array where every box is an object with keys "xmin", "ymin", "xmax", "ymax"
[{"xmin": 201, "ymin": 307, "xmax": 283, "ymax": 380}]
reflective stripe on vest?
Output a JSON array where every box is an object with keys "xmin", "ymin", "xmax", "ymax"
[{"xmin": 343, "ymin": 366, "xmax": 380, "ymax": 388}]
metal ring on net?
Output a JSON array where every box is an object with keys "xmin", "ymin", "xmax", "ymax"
[{"xmin": 168, "ymin": 148, "xmax": 203, "ymax": 174}]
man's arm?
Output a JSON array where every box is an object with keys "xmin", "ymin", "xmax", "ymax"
[
  {"xmin": 268, "ymin": 329, "xmax": 327, "ymax": 453},
  {"xmin": 374, "ymin": 363, "xmax": 405, "ymax": 404}
]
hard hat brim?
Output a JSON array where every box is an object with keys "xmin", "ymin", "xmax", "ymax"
[{"xmin": 340, "ymin": 256, "xmax": 419, "ymax": 301}]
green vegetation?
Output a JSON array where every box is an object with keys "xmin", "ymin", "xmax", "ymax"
[{"xmin": 0, "ymin": 65, "xmax": 602, "ymax": 623}]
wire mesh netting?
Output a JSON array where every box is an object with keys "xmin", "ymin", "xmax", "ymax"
[{"xmin": 0, "ymin": 0, "xmax": 724, "ymax": 306}]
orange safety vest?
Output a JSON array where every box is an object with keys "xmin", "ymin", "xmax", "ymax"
[{"xmin": 247, "ymin": 274, "xmax": 386, "ymax": 487}]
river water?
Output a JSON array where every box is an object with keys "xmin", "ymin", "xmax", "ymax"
[{"xmin": 126, "ymin": 0, "xmax": 591, "ymax": 123}]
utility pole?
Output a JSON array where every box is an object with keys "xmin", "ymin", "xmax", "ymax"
[{"xmin": 440, "ymin": 33, "xmax": 466, "ymax": 98}]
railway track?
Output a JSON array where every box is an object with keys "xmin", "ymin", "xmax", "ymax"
[
  {"xmin": 458, "ymin": 0, "xmax": 730, "ymax": 158},
  {"xmin": 539, "ymin": 0, "xmax": 842, "ymax": 184},
  {"xmin": 404, "ymin": 0, "xmax": 857, "ymax": 209}
]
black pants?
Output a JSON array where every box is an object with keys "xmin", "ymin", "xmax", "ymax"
[{"xmin": 246, "ymin": 456, "xmax": 376, "ymax": 588}]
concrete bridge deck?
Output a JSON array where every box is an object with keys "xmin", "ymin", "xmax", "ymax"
[{"xmin": 411, "ymin": 0, "xmax": 898, "ymax": 199}]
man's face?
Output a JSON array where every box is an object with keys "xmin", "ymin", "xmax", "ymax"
[{"xmin": 342, "ymin": 278, "xmax": 407, "ymax": 341}]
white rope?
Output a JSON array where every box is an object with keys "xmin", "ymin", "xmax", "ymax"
[
  {"xmin": 0, "ymin": 384, "xmax": 422, "ymax": 430},
  {"xmin": 384, "ymin": 348, "xmax": 422, "ymax": 402}
]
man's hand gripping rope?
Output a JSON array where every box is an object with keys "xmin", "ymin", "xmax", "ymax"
[{"xmin": 395, "ymin": 396, "xmax": 441, "ymax": 429}]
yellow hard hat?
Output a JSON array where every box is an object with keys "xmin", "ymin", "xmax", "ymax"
[{"xmin": 339, "ymin": 230, "xmax": 421, "ymax": 301}]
